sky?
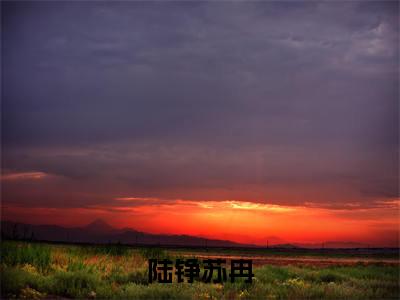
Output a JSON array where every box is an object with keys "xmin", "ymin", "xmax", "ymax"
[{"xmin": 1, "ymin": 1, "xmax": 399, "ymax": 246}]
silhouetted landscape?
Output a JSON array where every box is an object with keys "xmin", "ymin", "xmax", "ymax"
[
  {"xmin": 2, "ymin": 219, "xmax": 398, "ymax": 255},
  {"xmin": 1, "ymin": 0, "xmax": 398, "ymax": 299},
  {"xmin": 1, "ymin": 219, "xmax": 247, "ymax": 247}
]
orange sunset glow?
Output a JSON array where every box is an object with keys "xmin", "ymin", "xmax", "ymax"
[
  {"xmin": 2, "ymin": 0, "xmax": 399, "ymax": 251},
  {"xmin": 3, "ymin": 191, "xmax": 399, "ymax": 247},
  {"xmin": 2, "ymin": 3, "xmax": 400, "ymax": 300}
]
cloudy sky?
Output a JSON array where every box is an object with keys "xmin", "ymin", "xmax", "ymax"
[{"xmin": 2, "ymin": 1, "xmax": 398, "ymax": 246}]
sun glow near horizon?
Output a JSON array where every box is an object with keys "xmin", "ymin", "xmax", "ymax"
[{"xmin": 3, "ymin": 196, "xmax": 399, "ymax": 247}]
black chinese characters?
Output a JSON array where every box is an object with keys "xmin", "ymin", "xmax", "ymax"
[{"xmin": 149, "ymin": 259, "xmax": 254, "ymax": 284}]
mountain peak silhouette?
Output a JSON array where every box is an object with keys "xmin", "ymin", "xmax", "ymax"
[{"xmin": 84, "ymin": 219, "xmax": 115, "ymax": 233}]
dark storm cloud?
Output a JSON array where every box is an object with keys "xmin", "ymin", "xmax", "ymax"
[{"xmin": 2, "ymin": 1, "xmax": 398, "ymax": 208}]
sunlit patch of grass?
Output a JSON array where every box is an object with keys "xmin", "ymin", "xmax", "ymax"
[
  {"xmin": 50, "ymin": 248, "xmax": 69, "ymax": 272},
  {"xmin": 20, "ymin": 263, "xmax": 40, "ymax": 275},
  {"xmin": 19, "ymin": 286, "xmax": 46, "ymax": 299}
]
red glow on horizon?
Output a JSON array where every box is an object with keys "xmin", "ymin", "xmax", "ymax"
[{"xmin": 3, "ymin": 198, "xmax": 399, "ymax": 247}]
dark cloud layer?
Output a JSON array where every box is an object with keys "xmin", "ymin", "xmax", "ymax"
[{"xmin": 2, "ymin": 1, "xmax": 398, "ymax": 209}]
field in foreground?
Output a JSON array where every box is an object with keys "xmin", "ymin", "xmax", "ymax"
[{"xmin": 1, "ymin": 241, "xmax": 399, "ymax": 299}]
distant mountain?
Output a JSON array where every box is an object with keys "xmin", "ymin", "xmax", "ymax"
[
  {"xmin": 84, "ymin": 219, "xmax": 116, "ymax": 234},
  {"xmin": 0, "ymin": 220, "xmax": 248, "ymax": 248},
  {"xmin": 0, "ymin": 220, "xmax": 377, "ymax": 249}
]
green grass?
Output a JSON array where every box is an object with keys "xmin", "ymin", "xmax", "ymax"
[
  {"xmin": 1, "ymin": 241, "xmax": 398, "ymax": 299},
  {"xmin": 1, "ymin": 241, "xmax": 51, "ymax": 272},
  {"xmin": 171, "ymin": 247, "xmax": 400, "ymax": 259},
  {"xmin": 139, "ymin": 247, "xmax": 170, "ymax": 260},
  {"xmin": 65, "ymin": 243, "xmax": 131, "ymax": 257}
]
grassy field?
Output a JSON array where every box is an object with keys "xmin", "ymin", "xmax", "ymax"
[{"xmin": 1, "ymin": 241, "xmax": 399, "ymax": 299}]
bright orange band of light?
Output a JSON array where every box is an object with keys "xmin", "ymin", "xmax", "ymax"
[{"xmin": 3, "ymin": 198, "xmax": 399, "ymax": 247}]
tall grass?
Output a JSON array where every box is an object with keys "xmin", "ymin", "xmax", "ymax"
[
  {"xmin": 1, "ymin": 241, "xmax": 51, "ymax": 271},
  {"xmin": 88, "ymin": 244, "xmax": 131, "ymax": 256},
  {"xmin": 1, "ymin": 241, "xmax": 399, "ymax": 299},
  {"xmin": 66, "ymin": 243, "xmax": 130, "ymax": 257},
  {"xmin": 139, "ymin": 247, "xmax": 169, "ymax": 260}
]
